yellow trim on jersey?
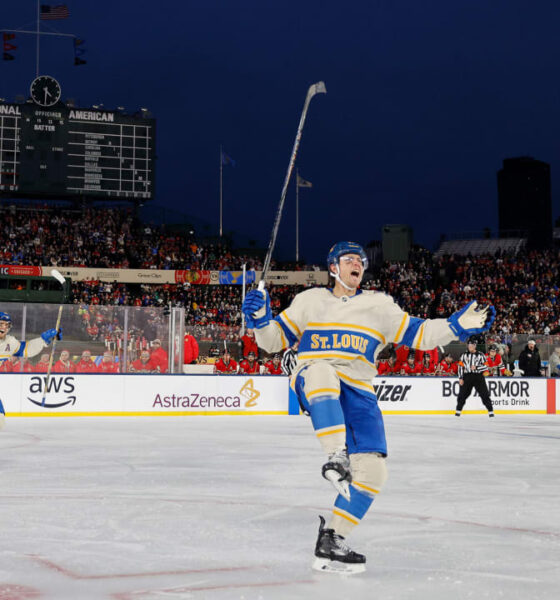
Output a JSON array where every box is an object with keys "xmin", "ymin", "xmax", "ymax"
[
  {"xmin": 307, "ymin": 322, "xmax": 386, "ymax": 344},
  {"xmin": 279, "ymin": 311, "xmax": 302, "ymax": 337},
  {"xmin": 353, "ymin": 481, "xmax": 380, "ymax": 495},
  {"xmin": 316, "ymin": 426, "xmax": 346, "ymax": 438},
  {"xmin": 332, "ymin": 509, "xmax": 359, "ymax": 525},
  {"xmin": 273, "ymin": 320, "xmax": 288, "ymax": 349},
  {"xmin": 393, "ymin": 313, "xmax": 409, "ymax": 344},
  {"xmin": 336, "ymin": 370, "xmax": 376, "ymax": 394},
  {"xmin": 306, "ymin": 387, "xmax": 340, "ymax": 399},
  {"xmin": 298, "ymin": 351, "xmax": 375, "ymax": 369},
  {"xmin": 413, "ymin": 322, "xmax": 426, "ymax": 349}
]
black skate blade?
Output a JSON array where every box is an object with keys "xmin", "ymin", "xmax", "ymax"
[{"xmin": 312, "ymin": 557, "xmax": 366, "ymax": 574}]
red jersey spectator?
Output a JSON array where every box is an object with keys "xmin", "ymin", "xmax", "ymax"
[
  {"xmin": 400, "ymin": 356, "xmax": 422, "ymax": 375},
  {"xmin": 239, "ymin": 351, "xmax": 260, "ymax": 374},
  {"xmin": 485, "ymin": 346, "xmax": 505, "ymax": 376},
  {"xmin": 34, "ymin": 353, "xmax": 51, "ymax": 373},
  {"xmin": 214, "ymin": 349, "xmax": 238, "ymax": 374},
  {"xmin": 419, "ymin": 353, "xmax": 436, "ymax": 376},
  {"xmin": 130, "ymin": 350, "xmax": 159, "ymax": 373},
  {"xmin": 97, "ymin": 351, "xmax": 120, "ymax": 373},
  {"xmin": 377, "ymin": 356, "xmax": 399, "ymax": 376},
  {"xmin": 394, "ymin": 344, "xmax": 411, "ymax": 371},
  {"xmin": 263, "ymin": 354, "xmax": 283, "ymax": 375},
  {"xmin": 150, "ymin": 339, "xmax": 168, "ymax": 373},
  {"xmin": 240, "ymin": 329, "xmax": 259, "ymax": 359},
  {"xmin": 12, "ymin": 357, "xmax": 34, "ymax": 373},
  {"xmin": 437, "ymin": 354, "xmax": 458, "ymax": 376},
  {"xmin": 0, "ymin": 356, "xmax": 17, "ymax": 372},
  {"xmin": 75, "ymin": 350, "xmax": 97, "ymax": 373},
  {"xmin": 183, "ymin": 333, "xmax": 199, "ymax": 365},
  {"xmin": 53, "ymin": 350, "xmax": 76, "ymax": 373}
]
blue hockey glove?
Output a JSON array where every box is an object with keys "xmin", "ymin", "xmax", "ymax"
[
  {"xmin": 41, "ymin": 328, "xmax": 63, "ymax": 345},
  {"xmin": 242, "ymin": 289, "xmax": 272, "ymax": 329},
  {"xmin": 447, "ymin": 301, "xmax": 496, "ymax": 342}
]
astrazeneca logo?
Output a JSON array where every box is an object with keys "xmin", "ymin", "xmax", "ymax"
[
  {"xmin": 27, "ymin": 376, "xmax": 77, "ymax": 409},
  {"xmin": 239, "ymin": 378, "xmax": 260, "ymax": 407}
]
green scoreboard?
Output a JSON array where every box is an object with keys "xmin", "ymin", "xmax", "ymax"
[{"xmin": 0, "ymin": 75, "xmax": 156, "ymax": 201}]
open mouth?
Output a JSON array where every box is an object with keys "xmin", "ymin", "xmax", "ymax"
[{"xmin": 351, "ymin": 269, "xmax": 361, "ymax": 278}]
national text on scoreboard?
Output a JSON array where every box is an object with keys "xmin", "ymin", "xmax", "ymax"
[{"xmin": 0, "ymin": 103, "xmax": 156, "ymax": 201}]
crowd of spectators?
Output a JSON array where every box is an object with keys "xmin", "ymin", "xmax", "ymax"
[{"xmin": 3, "ymin": 205, "xmax": 560, "ymax": 364}]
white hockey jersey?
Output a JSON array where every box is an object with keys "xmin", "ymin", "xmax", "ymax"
[
  {"xmin": 255, "ymin": 288, "xmax": 457, "ymax": 383},
  {"xmin": 0, "ymin": 334, "xmax": 47, "ymax": 366}
]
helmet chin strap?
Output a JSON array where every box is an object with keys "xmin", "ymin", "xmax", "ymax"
[{"xmin": 332, "ymin": 264, "xmax": 357, "ymax": 292}]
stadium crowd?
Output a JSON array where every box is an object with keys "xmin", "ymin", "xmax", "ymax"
[{"xmin": 2, "ymin": 205, "xmax": 560, "ymax": 376}]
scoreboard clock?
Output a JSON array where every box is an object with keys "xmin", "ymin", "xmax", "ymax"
[{"xmin": 0, "ymin": 76, "xmax": 156, "ymax": 201}]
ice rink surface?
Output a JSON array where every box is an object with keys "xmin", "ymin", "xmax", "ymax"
[{"xmin": 0, "ymin": 415, "xmax": 558, "ymax": 600}]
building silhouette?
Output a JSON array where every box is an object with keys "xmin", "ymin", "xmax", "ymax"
[{"xmin": 497, "ymin": 157, "xmax": 552, "ymax": 248}]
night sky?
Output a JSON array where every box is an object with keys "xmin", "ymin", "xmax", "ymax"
[{"xmin": 2, "ymin": 1, "xmax": 560, "ymax": 263}]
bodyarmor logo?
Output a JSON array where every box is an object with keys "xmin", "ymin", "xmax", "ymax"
[
  {"xmin": 239, "ymin": 378, "xmax": 260, "ymax": 407},
  {"xmin": 27, "ymin": 376, "xmax": 77, "ymax": 408}
]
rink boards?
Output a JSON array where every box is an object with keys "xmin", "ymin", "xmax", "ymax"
[{"xmin": 0, "ymin": 374, "xmax": 557, "ymax": 416}]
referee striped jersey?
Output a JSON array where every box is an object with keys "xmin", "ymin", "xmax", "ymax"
[{"xmin": 458, "ymin": 351, "xmax": 488, "ymax": 377}]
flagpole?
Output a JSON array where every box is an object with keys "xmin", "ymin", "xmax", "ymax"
[
  {"xmin": 36, "ymin": 0, "xmax": 40, "ymax": 76},
  {"xmin": 296, "ymin": 168, "xmax": 299, "ymax": 263},
  {"xmin": 219, "ymin": 145, "xmax": 223, "ymax": 237}
]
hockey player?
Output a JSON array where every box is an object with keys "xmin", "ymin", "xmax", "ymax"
[
  {"xmin": 239, "ymin": 351, "xmax": 261, "ymax": 374},
  {"xmin": 263, "ymin": 354, "xmax": 283, "ymax": 375},
  {"xmin": 485, "ymin": 345, "xmax": 505, "ymax": 376},
  {"xmin": 0, "ymin": 311, "xmax": 61, "ymax": 430},
  {"xmin": 242, "ymin": 241, "xmax": 495, "ymax": 574},
  {"xmin": 213, "ymin": 348, "xmax": 238, "ymax": 374}
]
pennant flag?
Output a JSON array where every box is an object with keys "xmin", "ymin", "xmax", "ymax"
[
  {"xmin": 3, "ymin": 42, "xmax": 17, "ymax": 52},
  {"xmin": 40, "ymin": 4, "xmax": 70, "ymax": 20},
  {"xmin": 3, "ymin": 52, "xmax": 15, "ymax": 61},
  {"xmin": 297, "ymin": 174, "xmax": 313, "ymax": 188},
  {"xmin": 73, "ymin": 37, "xmax": 87, "ymax": 65},
  {"xmin": 3, "ymin": 33, "xmax": 16, "ymax": 41},
  {"xmin": 221, "ymin": 151, "xmax": 235, "ymax": 167}
]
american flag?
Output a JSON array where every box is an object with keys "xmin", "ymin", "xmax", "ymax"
[{"xmin": 40, "ymin": 4, "xmax": 70, "ymax": 20}]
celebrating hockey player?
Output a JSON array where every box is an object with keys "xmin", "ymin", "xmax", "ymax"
[
  {"xmin": 0, "ymin": 311, "xmax": 62, "ymax": 430},
  {"xmin": 242, "ymin": 241, "xmax": 495, "ymax": 574}
]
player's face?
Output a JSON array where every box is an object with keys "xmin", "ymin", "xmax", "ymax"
[
  {"xmin": 337, "ymin": 254, "xmax": 364, "ymax": 289},
  {"xmin": 0, "ymin": 321, "xmax": 10, "ymax": 338},
  {"xmin": 61, "ymin": 351, "xmax": 69, "ymax": 361}
]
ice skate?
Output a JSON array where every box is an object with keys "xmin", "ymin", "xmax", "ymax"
[
  {"xmin": 312, "ymin": 516, "xmax": 366, "ymax": 574},
  {"xmin": 455, "ymin": 410, "xmax": 461, "ymax": 417},
  {"xmin": 488, "ymin": 411, "xmax": 495, "ymax": 418}
]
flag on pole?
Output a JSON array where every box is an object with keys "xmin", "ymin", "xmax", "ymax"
[
  {"xmin": 40, "ymin": 5, "xmax": 70, "ymax": 20},
  {"xmin": 221, "ymin": 150, "xmax": 236, "ymax": 167},
  {"xmin": 297, "ymin": 174, "xmax": 312, "ymax": 188},
  {"xmin": 3, "ymin": 33, "xmax": 17, "ymax": 59},
  {"xmin": 73, "ymin": 38, "xmax": 87, "ymax": 65}
]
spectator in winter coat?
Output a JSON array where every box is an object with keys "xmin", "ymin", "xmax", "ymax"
[
  {"xmin": 150, "ymin": 339, "xmax": 168, "ymax": 373},
  {"xmin": 548, "ymin": 346, "xmax": 560, "ymax": 377},
  {"xmin": 183, "ymin": 333, "xmax": 199, "ymax": 365},
  {"xmin": 518, "ymin": 340, "xmax": 542, "ymax": 377}
]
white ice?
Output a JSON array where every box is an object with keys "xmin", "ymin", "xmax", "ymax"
[{"xmin": 1, "ymin": 415, "xmax": 559, "ymax": 600}]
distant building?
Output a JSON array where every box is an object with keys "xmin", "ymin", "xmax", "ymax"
[
  {"xmin": 382, "ymin": 224, "xmax": 412, "ymax": 262},
  {"xmin": 497, "ymin": 157, "xmax": 552, "ymax": 248}
]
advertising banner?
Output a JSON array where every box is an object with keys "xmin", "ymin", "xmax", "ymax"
[
  {"xmin": 376, "ymin": 376, "xmax": 550, "ymax": 414},
  {"xmin": 0, "ymin": 374, "xmax": 290, "ymax": 416}
]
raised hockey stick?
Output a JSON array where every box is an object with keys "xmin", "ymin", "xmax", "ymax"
[
  {"xmin": 258, "ymin": 81, "xmax": 326, "ymax": 292},
  {"xmin": 41, "ymin": 269, "xmax": 66, "ymax": 406}
]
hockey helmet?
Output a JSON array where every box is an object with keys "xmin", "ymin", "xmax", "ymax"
[
  {"xmin": 0, "ymin": 311, "xmax": 12, "ymax": 333},
  {"xmin": 488, "ymin": 344, "xmax": 497, "ymax": 352},
  {"xmin": 327, "ymin": 242, "xmax": 368, "ymax": 270}
]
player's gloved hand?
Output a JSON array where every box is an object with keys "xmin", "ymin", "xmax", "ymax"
[
  {"xmin": 322, "ymin": 448, "xmax": 352, "ymax": 501},
  {"xmin": 242, "ymin": 289, "xmax": 272, "ymax": 329},
  {"xmin": 41, "ymin": 328, "xmax": 63, "ymax": 345},
  {"xmin": 447, "ymin": 301, "xmax": 496, "ymax": 342}
]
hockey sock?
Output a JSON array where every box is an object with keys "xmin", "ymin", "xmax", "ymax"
[
  {"xmin": 330, "ymin": 484, "xmax": 375, "ymax": 537},
  {"xmin": 306, "ymin": 391, "xmax": 346, "ymax": 453}
]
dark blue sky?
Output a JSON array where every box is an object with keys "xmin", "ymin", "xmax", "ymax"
[{"xmin": 2, "ymin": 1, "xmax": 560, "ymax": 263}]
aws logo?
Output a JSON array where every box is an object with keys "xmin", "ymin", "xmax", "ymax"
[
  {"xmin": 27, "ymin": 376, "xmax": 77, "ymax": 409},
  {"xmin": 239, "ymin": 378, "xmax": 260, "ymax": 407}
]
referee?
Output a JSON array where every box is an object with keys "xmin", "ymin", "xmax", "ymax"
[{"xmin": 456, "ymin": 336, "xmax": 494, "ymax": 418}]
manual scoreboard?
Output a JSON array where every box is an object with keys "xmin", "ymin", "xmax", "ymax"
[{"xmin": 0, "ymin": 75, "xmax": 156, "ymax": 201}]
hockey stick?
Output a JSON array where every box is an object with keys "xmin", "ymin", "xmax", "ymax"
[
  {"xmin": 41, "ymin": 269, "xmax": 66, "ymax": 407},
  {"xmin": 258, "ymin": 81, "xmax": 326, "ymax": 292}
]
